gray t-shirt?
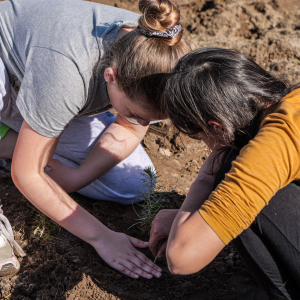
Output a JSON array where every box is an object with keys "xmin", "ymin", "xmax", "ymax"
[{"xmin": 0, "ymin": 0, "xmax": 139, "ymax": 137}]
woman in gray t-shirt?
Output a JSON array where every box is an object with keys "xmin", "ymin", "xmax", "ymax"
[{"xmin": 0, "ymin": 0, "xmax": 190, "ymax": 278}]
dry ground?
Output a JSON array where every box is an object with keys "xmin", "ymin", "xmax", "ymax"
[{"xmin": 1, "ymin": 0, "xmax": 300, "ymax": 299}]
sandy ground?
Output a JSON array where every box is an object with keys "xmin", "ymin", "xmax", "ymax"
[{"xmin": 0, "ymin": 0, "xmax": 300, "ymax": 299}]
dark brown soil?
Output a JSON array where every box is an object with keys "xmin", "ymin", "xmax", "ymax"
[{"xmin": 1, "ymin": 0, "xmax": 300, "ymax": 299}]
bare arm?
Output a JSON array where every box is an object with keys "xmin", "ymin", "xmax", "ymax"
[
  {"xmin": 12, "ymin": 122, "xmax": 102, "ymax": 243},
  {"xmin": 166, "ymin": 183, "xmax": 225, "ymax": 275},
  {"xmin": 165, "ymin": 151, "xmax": 226, "ymax": 274},
  {"xmin": 149, "ymin": 151, "xmax": 225, "ymax": 265},
  {"xmin": 12, "ymin": 121, "xmax": 161, "ymax": 279},
  {"xmin": 47, "ymin": 114, "xmax": 149, "ymax": 192}
]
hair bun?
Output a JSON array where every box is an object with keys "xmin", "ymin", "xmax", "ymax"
[{"xmin": 138, "ymin": 0, "xmax": 180, "ymax": 33}]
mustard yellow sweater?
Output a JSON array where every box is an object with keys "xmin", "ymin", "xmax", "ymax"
[{"xmin": 200, "ymin": 88, "xmax": 300, "ymax": 244}]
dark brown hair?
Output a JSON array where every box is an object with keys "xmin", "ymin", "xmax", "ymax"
[
  {"xmin": 165, "ymin": 47, "xmax": 299, "ymax": 158},
  {"xmin": 105, "ymin": 0, "xmax": 191, "ymax": 111}
]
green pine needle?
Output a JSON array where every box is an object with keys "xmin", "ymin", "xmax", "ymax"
[{"xmin": 129, "ymin": 167, "xmax": 163, "ymax": 235}]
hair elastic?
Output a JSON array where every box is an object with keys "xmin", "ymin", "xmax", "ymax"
[{"xmin": 140, "ymin": 25, "xmax": 182, "ymax": 39}]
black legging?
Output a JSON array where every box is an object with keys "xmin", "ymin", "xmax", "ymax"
[{"xmin": 214, "ymin": 156, "xmax": 300, "ymax": 300}]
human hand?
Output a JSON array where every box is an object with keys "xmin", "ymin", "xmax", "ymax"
[
  {"xmin": 93, "ymin": 230, "xmax": 162, "ymax": 279},
  {"xmin": 149, "ymin": 209, "xmax": 178, "ymax": 258},
  {"xmin": 46, "ymin": 159, "xmax": 79, "ymax": 193}
]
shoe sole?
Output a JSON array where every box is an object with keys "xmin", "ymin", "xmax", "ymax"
[{"xmin": 0, "ymin": 260, "xmax": 20, "ymax": 277}]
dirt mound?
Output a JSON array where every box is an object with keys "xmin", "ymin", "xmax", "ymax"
[
  {"xmin": 181, "ymin": 0, "xmax": 300, "ymax": 84},
  {"xmin": 1, "ymin": 0, "xmax": 299, "ymax": 299}
]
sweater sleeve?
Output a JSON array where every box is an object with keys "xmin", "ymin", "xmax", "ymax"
[{"xmin": 199, "ymin": 90, "xmax": 300, "ymax": 244}]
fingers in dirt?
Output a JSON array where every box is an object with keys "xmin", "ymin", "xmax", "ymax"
[
  {"xmin": 128, "ymin": 236, "xmax": 148, "ymax": 249},
  {"xmin": 121, "ymin": 260, "xmax": 161, "ymax": 279},
  {"xmin": 115, "ymin": 263, "xmax": 140, "ymax": 279},
  {"xmin": 133, "ymin": 251, "xmax": 162, "ymax": 276}
]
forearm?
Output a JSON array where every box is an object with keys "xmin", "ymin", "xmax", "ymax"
[
  {"xmin": 12, "ymin": 121, "xmax": 110, "ymax": 246},
  {"xmin": 167, "ymin": 198, "xmax": 225, "ymax": 275},
  {"xmin": 13, "ymin": 168, "xmax": 110, "ymax": 245},
  {"xmin": 166, "ymin": 150, "xmax": 225, "ymax": 274},
  {"xmin": 65, "ymin": 116, "xmax": 148, "ymax": 192},
  {"xmin": 175, "ymin": 150, "xmax": 221, "ymax": 219},
  {"xmin": 167, "ymin": 177, "xmax": 215, "ymax": 258}
]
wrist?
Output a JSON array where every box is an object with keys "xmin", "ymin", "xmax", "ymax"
[
  {"xmin": 55, "ymin": 204, "xmax": 114, "ymax": 249},
  {"xmin": 87, "ymin": 224, "xmax": 114, "ymax": 249}
]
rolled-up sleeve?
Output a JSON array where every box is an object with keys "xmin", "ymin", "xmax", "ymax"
[{"xmin": 200, "ymin": 91, "xmax": 300, "ymax": 244}]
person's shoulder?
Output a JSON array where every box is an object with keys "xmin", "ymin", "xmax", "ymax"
[
  {"xmin": 273, "ymin": 88, "xmax": 300, "ymax": 114},
  {"xmin": 281, "ymin": 88, "xmax": 300, "ymax": 105},
  {"xmin": 259, "ymin": 88, "xmax": 300, "ymax": 129}
]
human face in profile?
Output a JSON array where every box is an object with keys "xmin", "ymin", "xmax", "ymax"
[
  {"xmin": 187, "ymin": 121, "xmax": 226, "ymax": 150},
  {"xmin": 104, "ymin": 67, "xmax": 167, "ymax": 126}
]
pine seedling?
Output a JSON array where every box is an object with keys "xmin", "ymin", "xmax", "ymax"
[{"xmin": 130, "ymin": 167, "xmax": 163, "ymax": 235}]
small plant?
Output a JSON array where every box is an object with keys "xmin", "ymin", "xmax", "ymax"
[
  {"xmin": 31, "ymin": 208, "xmax": 61, "ymax": 239},
  {"xmin": 130, "ymin": 167, "xmax": 163, "ymax": 235}
]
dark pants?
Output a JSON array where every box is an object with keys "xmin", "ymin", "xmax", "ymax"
[{"xmin": 214, "ymin": 157, "xmax": 300, "ymax": 300}]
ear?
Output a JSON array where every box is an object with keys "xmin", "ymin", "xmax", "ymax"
[
  {"xmin": 104, "ymin": 67, "xmax": 117, "ymax": 84},
  {"xmin": 208, "ymin": 120, "xmax": 224, "ymax": 131}
]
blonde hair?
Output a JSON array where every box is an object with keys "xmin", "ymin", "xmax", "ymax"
[{"xmin": 105, "ymin": 0, "xmax": 191, "ymax": 110}]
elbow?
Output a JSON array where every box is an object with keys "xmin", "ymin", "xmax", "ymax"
[
  {"xmin": 167, "ymin": 251, "xmax": 186, "ymax": 275},
  {"xmin": 11, "ymin": 158, "xmax": 33, "ymax": 190},
  {"xmin": 167, "ymin": 242, "xmax": 203, "ymax": 275}
]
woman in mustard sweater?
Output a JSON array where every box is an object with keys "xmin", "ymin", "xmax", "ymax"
[{"xmin": 149, "ymin": 48, "xmax": 300, "ymax": 299}]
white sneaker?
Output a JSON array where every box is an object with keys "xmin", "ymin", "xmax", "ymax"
[{"xmin": 0, "ymin": 207, "xmax": 26, "ymax": 277}]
